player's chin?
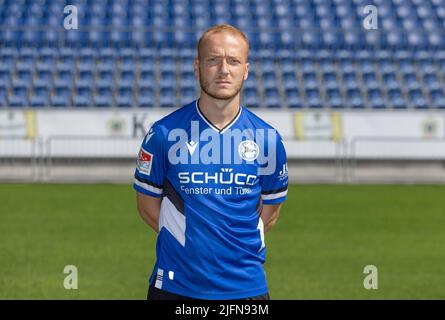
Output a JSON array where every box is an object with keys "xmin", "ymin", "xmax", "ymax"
[
  {"xmin": 209, "ymin": 87, "xmax": 241, "ymax": 100},
  {"xmin": 212, "ymin": 92, "xmax": 238, "ymax": 100}
]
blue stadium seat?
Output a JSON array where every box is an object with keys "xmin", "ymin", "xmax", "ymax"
[
  {"xmin": 306, "ymin": 89, "xmax": 323, "ymax": 109},
  {"xmin": 110, "ymin": 30, "xmax": 132, "ymax": 46},
  {"xmin": 326, "ymin": 88, "xmax": 344, "ymax": 109},
  {"xmin": 243, "ymin": 87, "xmax": 259, "ymax": 108},
  {"xmin": 179, "ymin": 87, "xmax": 196, "ymax": 106},
  {"xmin": 280, "ymin": 58, "xmax": 295, "ymax": 74},
  {"xmin": 33, "ymin": 70, "xmax": 53, "ymax": 89},
  {"xmin": 96, "ymin": 70, "xmax": 114, "ymax": 89},
  {"xmin": 285, "ymin": 88, "xmax": 303, "ymax": 108},
  {"xmin": 0, "ymin": 48, "xmax": 18, "ymax": 66},
  {"xmin": 346, "ymin": 88, "xmax": 365, "ymax": 109},
  {"xmin": 323, "ymin": 73, "xmax": 339, "ymax": 90},
  {"xmin": 30, "ymin": 87, "xmax": 50, "ymax": 107},
  {"xmin": 439, "ymin": 59, "xmax": 445, "ymax": 74},
  {"xmin": 78, "ymin": 59, "xmax": 95, "ymax": 72},
  {"xmin": 160, "ymin": 58, "xmax": 176, "ymax": 74},
  {"xmin": 382, "ymin": 71, "xmax": 397, "ymax": 85},
  {"xmin": 139, "ymin": 70, "xmax": 155, "ymax": 88},
  {"xmin": 342, "ymin": 72, "xmax": 359, "ymax": 91},
  {"xmin": 0, "ymin": 87, "xmax": 7, "ymax": 107},
  {"xmin": 120, "ymin": 48, "xmax": 136, "ymax": 68},
  {"xmin": 319, "ymin": 61, "xmax": 336, "ymax": 74},
  {"xmin": 79, "ymin": 48, "xmax": 96, "ymax": 64},
  {"xmin": 12, "ymin": 76, "xmax": 31, "ymax": 91},
  {"xmin": 179, "ymin": 71, "xmax": 195, "ymax": 90},
  {"xmin": 388, "ymin": 88, "xmax": 406, "ymax": 109},
  {"xmin": 51, "ymin": 86, "xmax": 71, "ymax": 107},
  {"xmin": 282, "ymin": 72, "xmax": 297, "ymax": 91},
  {"xmin": 409, "ymin": 89, "xmax": 428, "ymax": 109},
  {"xmin": 174, "ymin": 31, "xmax": 195, "ymax": 47},
  {"xmin": 362, "ymin": 73, "xmax": 379, "ymax": 91},
  {"xmin": 259, "ymin": 31, "xmax": 280, "ymax": 49},
  {"xmin": 42, "ymin": 29, "xmax": 58, "ymax": 45},
  {"xmin": 19, "ymin": 48, "xmax": 36, "ymax": 63},
  {"xmin": 138, "ymin": 87, "xmax": 155, "ymax": 107},
  {"xmin": 262, "ymin": 72, "xmax": 277, "ymax": 90},
  {"xmin": 8, "ymin": 86, "xmax": 28, "ymax": 107},
  {"xmin": 431, "ymin": 90, "xmax": 445, "ymax": 109},
  {"xmin": 338, "ymin": 58, "xmax": 355, "ymax": 74},
  {"xmin": 116, "ymin": 87, "xmax": 135, "ymax": 107},
  {"xmin": 97, "ymin": 45, "xmax": 114, "ymax": 59},
  {"xmin": 344, "ymin": 30, "xmax": 363, "ymax": 47},
  {"xmin": 73, "ymin": 88, "xmax": 93, "ymax": 107},
  {"xmin": 2, "ymin": 29, "xmax": 22, "ymax": 47},
  {"xmin": 159, "ymin": 48, "xmax": 177, "ymax": 60},
  {"xmin": 159, "ymin": 71, "xmax": 176, "ymax": 90},
  {"xmin": 264, "ymin": 88, "xmax": 281, "ymax": 108},
  {"xmin": 303, "ymin": 73, "xmax": 318, "ymax": 90},
  {"xmin": 94, "ymin": 87, "xmax": 114, "ymax": 107},
  {"xmin": 140, "ymin": 54, "xmax": 156, "ymax": 72},
  {"xmin": 367, "ymin": 89, "xmax": 386, "ymax": 109},
  {"xmin": 424, "ymin": 74, "xmax": 442, "ymax": 93},
  {"xmin": 300, "ymin": 61, "xmax": 316, "ymax": 76},
  {"xmin": 244, "ymin": 74, "xmax": 258, "ymax": 91},
  {"xmin": 0, "ymin": 70, "xmax": 11, "ymax": 88},
  {"xmin": 76, "ymin": 70, "xmax": 94, "ymax": 89},
  {"xmin": 261, "ymin": 59, "xmax": 276, "ymax": 74},
  {"xmin": 160, "ymin": 88, "xmax": 176, "ymax": 107},
  {"xmin": 244, "ymin": 96, "xmax": 260, "ymax": 109},
  {"xmin": 54, "ymin": 69, "xmax": 73, "ymax": 88},
  {"xmin": 359, "ymin": 61, "xmax": 375, "ymax": 76},
  {"xmin": 35, "ymin": 58, "xmax": 54, "ymax": 72},
  {"xmin": 119, "ymin": 70, "xmax": 135, "ymax": 87},
  {"xmin": 179, "ymin": 59, "xmax": 194, "ymax": 75},
  {"xmin": 15, "ymin": 61, "xmax": 33, "ymax": 75}
]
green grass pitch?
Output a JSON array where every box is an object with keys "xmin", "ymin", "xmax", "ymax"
[{"xmin": 1, "ymin": 183, "xmax": 444, "ymax": 299}]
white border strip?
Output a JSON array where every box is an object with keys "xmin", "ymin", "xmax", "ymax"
[
  {"xmin": 261, "ymin": 189, "xmax": 288, "ymax": 200},
  {"xmin": 134, "ymin": 178, "xmax": 163, "ymax": 195}
]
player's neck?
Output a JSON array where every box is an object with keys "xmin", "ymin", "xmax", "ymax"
[{"xmin": 197, "ymin": 94, "xmax": 241, "ymax": 130}]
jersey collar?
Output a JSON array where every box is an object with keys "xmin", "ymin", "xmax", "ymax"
[{"xmin": 195, "ymin": 99, "xmax": 243, "ymax": 134}]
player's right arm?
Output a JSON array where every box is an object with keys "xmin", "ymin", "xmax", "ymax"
[
  {"xmin": 136, "ymin": 192, "xmax": 161, "ymax": 233},
  {"xmin": 133, "ymin": 122, "xmax": 167, "ymax": 233}
]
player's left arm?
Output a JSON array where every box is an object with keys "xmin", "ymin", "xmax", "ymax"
[
  {"xmin": 261, "ymin": 204, "xmax": 282, "ymax": 233},
  {"xmin": 259, "ymin": 131, "xmax": 288, "ymax": 233}
]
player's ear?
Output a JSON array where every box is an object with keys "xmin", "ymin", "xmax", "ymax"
[
  {"xmin": 244, "ymin": 62, "xmax": 249, "ymax": 80},
  {"xmin": 193, "ymin": 59, "xmax": 199, "ymax": 79}
]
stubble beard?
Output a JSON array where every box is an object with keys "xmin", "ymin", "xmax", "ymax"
[{"xmin": 199, "ymin": 68, "xmax": 244, "ymax": 100}]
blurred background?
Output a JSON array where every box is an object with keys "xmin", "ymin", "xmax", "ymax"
[{"xmin": 1, "ymin": 0, "xmax": 445, "ymax": 299}]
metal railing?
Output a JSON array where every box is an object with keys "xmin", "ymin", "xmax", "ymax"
[
  {"xmin": 347, "ymin": 136, "xmax": 445, "ymax": 182},
  {"xmin": 1, "ymin": 135, "xmax": 445, "ymax": 183},
  {"xmin": 0, "ymin": 137, "xmax": 40, "ymax": 182}
]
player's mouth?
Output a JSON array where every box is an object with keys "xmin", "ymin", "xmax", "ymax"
[{"xmin": 215, "ymin": 80, "xmax": 231, "ymax": 85}]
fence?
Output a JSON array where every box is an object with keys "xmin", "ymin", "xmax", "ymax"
[{"xmin": 2, "ymin": 136, "xmax": 445, "ymax": 183}]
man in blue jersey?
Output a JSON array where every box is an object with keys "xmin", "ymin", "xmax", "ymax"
[{"xmin": 134, "ymin": 24, "xmax": 288, "ymax": 300}]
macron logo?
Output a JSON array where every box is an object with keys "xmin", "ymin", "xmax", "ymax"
[
  {"xmin": 145, "ymin": 127, "xmax": 154, "ymax": 144},
  {"xmin": 186, "ymin": 140, "xmax": 198, "ymax": 156}
]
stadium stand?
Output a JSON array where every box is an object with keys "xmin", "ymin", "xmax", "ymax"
[{"xmin": 0, "ymin": 0, "xmax": 445, "ymax": 109}]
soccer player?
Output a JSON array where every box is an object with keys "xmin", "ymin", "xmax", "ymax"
[{"xmin": 134, "ymin": 24, "xmax": 288, "ymax": 300}]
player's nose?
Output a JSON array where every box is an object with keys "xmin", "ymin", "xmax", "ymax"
[{"xmin": 218, "ymin": 59, "xmax": 230, "ymax": 74}]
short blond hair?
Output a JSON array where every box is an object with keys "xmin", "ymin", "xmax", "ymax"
[{"xmin": 197, "ymin": 24, "xmax": 249, "ymax": 60}]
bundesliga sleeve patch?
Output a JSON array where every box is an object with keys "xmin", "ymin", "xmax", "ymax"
[{"xmin": 137, "ymin": 148, "xmax": 153, "ymax": 176}]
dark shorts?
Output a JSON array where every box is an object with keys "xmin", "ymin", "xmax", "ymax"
[{"xmin": 147, "ymin": 283, "xmax": 270, "ymax": 300}]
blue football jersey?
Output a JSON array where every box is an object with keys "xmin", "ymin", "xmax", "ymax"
[{"xmin": 134, "ymin": 100, "xmax": 288, "ymax": 299}]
